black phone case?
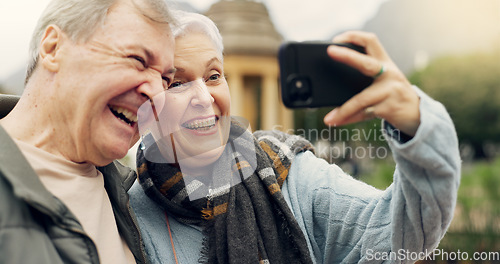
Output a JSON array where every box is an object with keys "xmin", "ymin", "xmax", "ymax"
[{"xmin": 278, "ymin": 42, "xmax": 374, "ymax": 108}]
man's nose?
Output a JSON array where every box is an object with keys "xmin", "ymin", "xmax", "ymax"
[{"xmin": 137, "ymin": 72, "xmax": 166, "ymax": 101}]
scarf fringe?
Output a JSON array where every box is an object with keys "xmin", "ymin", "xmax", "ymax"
[{"xmin": 199, "ymin": 219, "xmax": 215, "ymax": 264}]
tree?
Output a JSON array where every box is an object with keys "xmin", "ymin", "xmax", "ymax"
[{"xmin": 409, "ymin": 47, "xmax": 500, "ymax": 159}]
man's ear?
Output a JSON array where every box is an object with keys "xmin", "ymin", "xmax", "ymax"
[{"xmin": 40, "ymin": 25, "xmax": 64, "ymax": 73}]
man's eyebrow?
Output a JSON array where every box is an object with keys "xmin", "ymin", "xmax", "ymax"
[
  {"xmin": 143, "ymin": 48, "xmax": 155, "ymax": 64},
  {"xmin": 142, "ymin": 47, "xmax": 163, "ymax": 67},
  {"xmin": 139, "ymin": 46, "xmax": 176, "ymax": 75}
]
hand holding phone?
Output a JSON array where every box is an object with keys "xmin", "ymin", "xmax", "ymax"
[
  {"xmin": 278, "ymin": 32, "xmax": 421, "ymax": 136},
  {"xmin": 278, "ymin": 41, "xmax": 374, "ymax": 108}
]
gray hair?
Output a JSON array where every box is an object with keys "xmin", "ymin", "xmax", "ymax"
[
  {"xmin": 170, "ymin": 10, "xmax": 224, "ymax": 61},
  {"xmin": 26, "ymin": 0, "xmax": 176, "ymax": 84}
]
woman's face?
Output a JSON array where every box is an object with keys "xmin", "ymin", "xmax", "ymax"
[{"xmin": 146, "ymin": 32, "xmax": 231, "ymax": 173}]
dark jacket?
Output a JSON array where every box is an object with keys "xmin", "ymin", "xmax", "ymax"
[{"xmin": 0, "ymin": 95, "xmax": 148, "ymax": 263}]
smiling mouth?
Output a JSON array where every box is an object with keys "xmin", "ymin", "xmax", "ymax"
[
  {"xmin": 109, "ymin": 105, "xmax": 138, "ymax": 127},
  {"xmin": 182, "ymin": 116, "xmax": 218, "ymax": 131}
]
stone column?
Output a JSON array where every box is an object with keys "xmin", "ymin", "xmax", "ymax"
[
  {"xmin": 280, "ymin": 105, "xmax": 294, "ymax": 132},
  {"xmin": 227, "ymin": 71, "xmax": 244, "ymax": 118},
  {"xmin": 261, "ymin": 74, "xmax": 279, "ymax": 130}
]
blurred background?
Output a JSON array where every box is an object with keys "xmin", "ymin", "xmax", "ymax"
[{"xmin": 1, "ymin": 0, "xmax": 499, "ymax": 261}]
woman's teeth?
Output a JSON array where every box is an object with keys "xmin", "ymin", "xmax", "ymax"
[{"xmin": 183, "ymin": 117, "xmax": 217, "ymax": 130}]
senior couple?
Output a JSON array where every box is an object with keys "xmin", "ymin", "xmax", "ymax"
[{"xmin": 0, "ymin": 0, "xmax": 460, "ymax": 263}]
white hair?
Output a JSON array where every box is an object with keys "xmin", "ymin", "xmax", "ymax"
[
  {"xmin": 170, "ymin": 10, "xmax": 224, "ymax": 61},
  {"xmin": 26, "ymin": 0, "xmax": 176, "ymax": 84}
]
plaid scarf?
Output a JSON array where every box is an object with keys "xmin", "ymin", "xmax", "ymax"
[{"xmin": 137, "ymin": 120, "xmax": 314, "ymax": 264}]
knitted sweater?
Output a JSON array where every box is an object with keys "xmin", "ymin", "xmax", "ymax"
[{"xmin": 129, "ymin": 88, "xmax": 461, "ymax": 263}]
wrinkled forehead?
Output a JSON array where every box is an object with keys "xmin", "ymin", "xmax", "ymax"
[
  {"xmin": 92, "ymin": 1, "xmax": 175, "ymax": 72},
  {"xmin": 95, "ymin": 2, "xmax": 173, "ymax": 47}
]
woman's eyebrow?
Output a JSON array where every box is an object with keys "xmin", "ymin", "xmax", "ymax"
[
  {"xmin": 172, "ymin": 57, "xmax": 221, "ymax": 75},
  {"xmin": 166, "ymin": 68, "xmax": 177, "ymax": 75},
  {"xmin": 175, "ymin": 67, "xmax": 185, "ymax": 73},
  {"xmin": 206, "ymin": 57, "xmax": 221, "ymax": 67}
]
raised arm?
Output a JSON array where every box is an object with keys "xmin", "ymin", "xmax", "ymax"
[{"xmin": 282, "ymin": 31, "xmax": 461, "ymax": 263}]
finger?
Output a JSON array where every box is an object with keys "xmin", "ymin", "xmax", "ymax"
[
  {"xmin": 332, "ymin": 31, "xmax": 389, "ymax": 60},
  {"xmin": 324, "ymin": 83, "xmax": 390, "ymax": 126},
  {"xmin": 324, "ymin": 107, "xmax": 376, "ymax": 127},
  {"xmin": 327, "ymin": 45, "xmax": 386, "ymax": 78}
]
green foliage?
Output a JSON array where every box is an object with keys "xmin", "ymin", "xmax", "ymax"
[
  {"xmin": 294, "ymin": 107, "xmax": 385, "ymax": 145},
  {"xmin": 358, "ymin": 159, "xmax": 395, "ymax": 190},
  {"xmin": 436, "ymin": 158, "xmax": 500, "ymax": 257},
  {"xmin": 409, "ymin": 47, "xmax": 500, "ymax": 158}
]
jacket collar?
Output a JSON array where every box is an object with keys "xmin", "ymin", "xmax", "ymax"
[
  {"xmin": 99, "ymin": 160, "xmax": 137, "ymax": 208},
  {"xmin": 0, "ymin": 124, "xmax": 145, "ymax": 262},
  {"xmin": 0, "ymin": 125, "xmax": 64, "ymax": 216},
  {"xmin": 0, "ymin": 125, "xmax": 136, "ymax": 216}
]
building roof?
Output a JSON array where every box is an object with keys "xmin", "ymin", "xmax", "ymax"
[{"xmin": 205, "ymin": 0, "xmax": 283, "ymax": 56}]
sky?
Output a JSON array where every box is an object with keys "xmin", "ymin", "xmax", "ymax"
[{"xmin": 0, "ymin": 0, "xmax": 387, "ymax": 81}]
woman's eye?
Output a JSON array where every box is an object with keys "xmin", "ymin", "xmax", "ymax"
[{"xmin": 207, "ymin": 74, "xmax": 220, "ymax": 81}]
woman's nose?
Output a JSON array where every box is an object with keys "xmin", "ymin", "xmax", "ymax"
[{"xmin": 191, "ymin": 79, "xmax": 215, "ymax": 108}]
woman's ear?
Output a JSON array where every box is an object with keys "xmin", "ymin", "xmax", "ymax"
[{"xmin": 39, "ymin": 25, "xmax": 63, "ymax": 73}]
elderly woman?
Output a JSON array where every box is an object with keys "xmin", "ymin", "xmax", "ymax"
[{"xmin": 129, "ymin": 10, "xmax": 460, "ymax": 264}]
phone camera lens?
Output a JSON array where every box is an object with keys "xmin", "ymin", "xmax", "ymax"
[{"xmin": 288, "ymin": 76, "xmax": 311, "ymax": 103}]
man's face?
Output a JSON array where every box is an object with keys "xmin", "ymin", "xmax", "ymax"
[{"xmin": 51, "ymin": 1, "xmax": 175, "ymax": 166}]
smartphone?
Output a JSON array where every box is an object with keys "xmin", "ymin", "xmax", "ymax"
[{"xmin": 278, "ymin": 41, "xmax": 374, "ymax": 108}]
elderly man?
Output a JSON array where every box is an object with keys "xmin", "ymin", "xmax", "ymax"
[{"xmin": 0, "ymin": 0, "xmax": 175, "ymax": 263}]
